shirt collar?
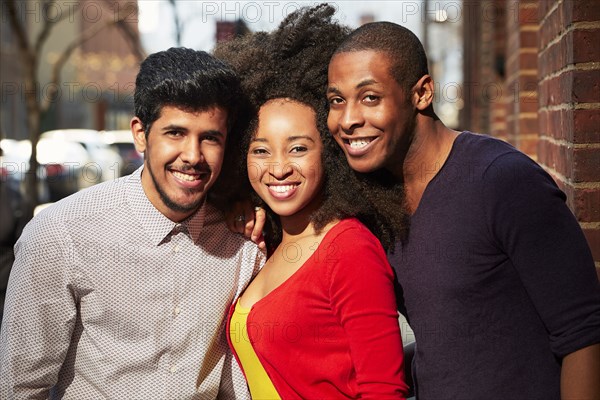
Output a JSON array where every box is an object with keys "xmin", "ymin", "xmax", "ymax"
[{"xmin": 126, "ymin": 167, "xmax": 207, "ymax": 246}]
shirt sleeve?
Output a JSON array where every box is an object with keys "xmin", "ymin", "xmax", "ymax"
[
  {"xmin": 0, "ymin": 213, "xmax": 78, "ymax": 398},
  {"xmin": 218, "ymin": 243, "xmax": 263, "ymax": 400},
  {"xmin": 217, "ymin": 349, "xmax": 251, "ymax": 400},
  {"xmin": 327, "ymin": 225, "xmax": 409, "ymax": 399},
  {"xmin": 482, "ymin": 152, "xmax": 600, "ymax": 358}
]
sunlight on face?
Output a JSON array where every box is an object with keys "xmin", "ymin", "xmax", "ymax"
[{"xmin": 247, "ymin": 99, "xmax": 324, "ymax": 221}]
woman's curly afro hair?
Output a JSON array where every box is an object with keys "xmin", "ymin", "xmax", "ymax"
[{"xmin": 215, "ymin": 3, "xmax": 408, "ymax": 251}]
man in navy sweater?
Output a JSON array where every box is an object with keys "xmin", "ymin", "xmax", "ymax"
[{"xmin": 325, "ymin": 21, "xmax": 600, "ymax": 399}]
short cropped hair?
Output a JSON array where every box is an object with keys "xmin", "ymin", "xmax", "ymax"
[
  {"xmin": 133, "ymin": 47, "xmax": 242, "ymax": 135},
  {"xmin": 334, "ymin": 21, "xmax": 429, "ymax": 95}
]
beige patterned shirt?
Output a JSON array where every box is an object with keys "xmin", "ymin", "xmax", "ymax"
[{"xmin": 0, "ymin": 168, "xmax": 264, "ymax": 399}]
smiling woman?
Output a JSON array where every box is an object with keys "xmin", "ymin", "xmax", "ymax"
[
  {"xmin": 247, "ymin": 99, "xmax": 324, "ymax": 222},
  {"xmin": 215, "ymin": 4, "xmax": 409, "ymax": 399}
]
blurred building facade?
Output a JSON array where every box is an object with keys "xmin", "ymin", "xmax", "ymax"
[
  {"xmin": 0, "ymin": 2, "xmax": 33, "ymax": 140},
  {"xmin": 422, "ymin": 0, "xmax": 463, "ymax": 129},
  {"xmin": 0, "ymin": 0, "xmax": 143, "ymax": 140},
  {"xmin": 462, "ymin": 0, "xmax": 600, "ymax": 274}
]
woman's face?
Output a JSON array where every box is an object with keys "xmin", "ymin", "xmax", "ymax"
[{"xmin": 247, "ymin": 99, "xmax": 324, "ymax": 221}]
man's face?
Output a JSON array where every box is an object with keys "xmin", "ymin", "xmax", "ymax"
[
  {"xmin": 132, "ymin": 105, "xmax": 228, "ymax": 222},
  {"xmin": 327, "ymin": 50, "xmax": 416, "ymax": 176}
]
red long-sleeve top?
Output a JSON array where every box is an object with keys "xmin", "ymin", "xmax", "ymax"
[{"xmin": 227, "ymin": 218, "xmax": 408, "ymax": 399}]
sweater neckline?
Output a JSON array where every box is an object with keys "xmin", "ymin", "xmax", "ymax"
[
  {"xmin": 243, "ymin": 218, "xmax": 356, "ymax": 311},
  {"xmin": 411, "ymin": 131, "xmax": 467, "ymax": 219}
]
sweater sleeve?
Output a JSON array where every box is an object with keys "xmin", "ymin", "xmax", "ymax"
[
  {"xmin": 327, "ymin": 224, "xmax": 408, "ymax": 399},
  {"xmin": 0, "ymin": 213, "xmax": 78, "ymax": 399},
  {"xmin": 482, "ymin": 152, "xmax": 600, "ymax": 358}
]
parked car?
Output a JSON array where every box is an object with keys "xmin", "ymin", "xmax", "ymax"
[
  {"xmin": 36, "ymin": 137, "xmax": 92, "ymax": 199},
  {"xmin": 41, "ymin": 129, "xmax": 123, "ymax": 183},
  {"xmin": 0, "ymin": 139, "xmax": 25, "ymax": 194},
  {"xmin": 101, "ymin": 130, "xmax": 143, "ymax": 176},
  {"xmin": 0, "ymin": 137, "xmax": 89, "ymax": 203}
]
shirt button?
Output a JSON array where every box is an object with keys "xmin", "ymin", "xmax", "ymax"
[
  {"xmin": 174, "ymin": 307, "xmax": 181, "ymax": 316},
  {"xmin": 170, "ymin": 365, "xmax": 178, "ymax": 373},
  {"xmin": 173, "ymin": 245, "xmax": 180, "ymax": 253}
]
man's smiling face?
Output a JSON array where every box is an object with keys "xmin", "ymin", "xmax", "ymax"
[
  {"xmin": 132, "ymin": 105, "xmax": 228, "ymax": 222},
  {"xmin": 327, "ymin": 50, "xmax": 416, "ymax": 176}
]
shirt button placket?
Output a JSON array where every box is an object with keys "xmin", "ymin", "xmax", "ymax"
[{"xmin": 169, "ymin": 223, "xmax": 185, "ymax": 396}]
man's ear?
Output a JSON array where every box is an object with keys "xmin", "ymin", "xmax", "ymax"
[
  {"xmin": 412, "ymin": 74, "xmax": 434, "ymax": 111},
  {"xmin": 131, "ymin": 117, "xmax": 147, "ymax": 153}
]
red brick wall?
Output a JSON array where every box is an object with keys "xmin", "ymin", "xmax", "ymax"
[
  {"xmin": 462, "ymin": 0, "xmax": 600, "ymax": 273},
  {"xmin": 537, "ymin": 0, "xmax": 600, "ymax": 273},
  {"xmin": 505, "ymin": 0, "xmax": 539, "ymax": 159},
  {"xmin": 461, "ymin": 2, "xmax": 484, "ymax": 133},
  {"xmin": 490, "ymin": 0, "xmax": 508, "ymax": 141}
]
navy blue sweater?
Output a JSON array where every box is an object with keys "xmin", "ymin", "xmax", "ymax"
[{"xmin": 389, "ymin": 132, "xmax": 600, "ymax": 399}]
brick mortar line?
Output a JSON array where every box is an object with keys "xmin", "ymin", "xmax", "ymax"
[
  {"xmin": 538, "ymin": 63, "xmax": 600, "ymax": 83},
  {"xmin": 539, "ymin": 104, "xmax": 573, "ymax": 111},
  {"xmin": 517, "ymin": 93, "xmax": 538, "ymax": 100},
  {"xmin": 518, "ymin": 113, "xmax": 538, "ymax": 118},
  {"xmin": 541, "ymin": 167, "xmax": 570, "ymax": 186},
  {"xmin": 573, "ymin": 21, "xmax": 600, "ymax": 29},
  {"xmin": 539, "ymin": 136, "xmax": 600, "ymax": 149},
  {"xmin": 542, "ymin": 167, "xmax": 600, "ymax": 190},
  {"xmin": 505, "ymin": 47, "xmax": 539, "ymax": 67},
  {"xmin": 520, "ymin": 2, "xmax": 539, "ymax": 9},
  {"xmin": 505, "ymin": 51, "xmax": 519, "ymax": 70},
  {"xmin": 539, "ymin": 25, "xmax": 572, "ymax": 54},
  {"xmin": 576, "ymin": 143, "xmax": 600, "ymax": 149},
  {"xmin": 539, "ymin": 21, "xmax": 600, "ymax": 53},
  {"xmin": 515, "ymin": 133, "xmax": 539, "ymax": 140},
  {"xmin": 573, "ymin": 182, "xmax": 600, "ymax": 190},
  {"xmin": 505, "ymin": 69, "xmax": 538, "ymax": 84},
  {"xmin": 539, "ymin": 0, "xmax": 562, "ymax": 27},
  {"xmin": 505, "ymin": 47, "xmax": 539, "ymax": 71},
  {"xmin": 576, "ymin": 103, "xmax": 600, "ymax": 110},
  {"xmin": 520, "ymin": 25, "xmax": 539, "ymax": 32},
  {"xmin": 581, "ymin": 222, "xmax": 600, "ymax": 229},
  {"xmin": 575, "ymin": 62, "xmax": 600, "ymax": 70},
  {"xmin": 539, "ymin": 103, "xmax": 600, "ymax": 112}
]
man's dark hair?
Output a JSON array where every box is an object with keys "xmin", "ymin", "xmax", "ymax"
[
  {"xmin": 335, "ymin": 21, "xmax": 429, "ymax": 96},
  {"xmin": 133, "ymin": 47, "xmax": 242, "ymax": 135},
  {"xmin": 215, "ymin": 4, "xmax": 407, "ymax": 250}
]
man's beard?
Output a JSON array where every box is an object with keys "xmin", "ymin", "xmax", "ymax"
[{"xmin": 145, "ymin": 151, "xmax": 208, "ymax": 214}]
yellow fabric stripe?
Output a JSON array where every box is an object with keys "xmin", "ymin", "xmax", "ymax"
[{"xmin": 230, "ymin": 300, "xmax": 281, "ymax": 400}]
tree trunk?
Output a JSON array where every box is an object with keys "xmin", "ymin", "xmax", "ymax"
[{"xmin": 23, "ymin": 56, "xmax": 40, "ymax": 221}]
